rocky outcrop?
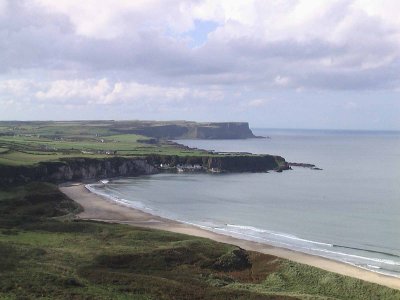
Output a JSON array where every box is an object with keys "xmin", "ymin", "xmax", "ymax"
[
  {"xmin": 0, "ymin": 154, "xmax": 289, "ymax": 185},
  {"xmin": 288, "ymin": 162, "xmax": 323, "ymax": 170}
]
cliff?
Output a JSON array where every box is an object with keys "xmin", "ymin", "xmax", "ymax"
[
  {"xmin": 146, "ymin": 154, "xmax": 288, "ymax": 172},
  {"xmin": 0, "ymin": 155, "xmax": 288, "ymax": 185},
  {"xmin": 123, "ymin": 122, "xmax": 258, "ymax": 139},
  {"xmin": 185, "ymin": 122, "xmax": 257, "ymax": 139},
  {"xmin": 0, "ymin": 157, "xmax": 157, "ymax": 185}
]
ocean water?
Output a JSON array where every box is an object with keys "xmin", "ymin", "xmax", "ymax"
[{"xmin": 89, "ymin": 129, "xmax": 400, "ymax": 278}]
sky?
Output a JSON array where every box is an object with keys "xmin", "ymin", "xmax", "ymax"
[{"xmin": 0, "ymin": 0, "xmax": 399, "ymax": 130}]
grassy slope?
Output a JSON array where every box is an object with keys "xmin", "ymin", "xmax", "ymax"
[
  {"xmin": 0, "ymin": 184, "xmax": 399, "ymax": 300},
  {"xmin": 0, "ymin": 122, "xmax": 206, "ymax": 166}
]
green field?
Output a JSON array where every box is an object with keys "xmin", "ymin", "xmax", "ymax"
[
  {"xmin": 0, "ymin": 121, "xmax": 207, "ymax": 166},
  {"xmin": 1, "ymin": 183, "xmax": 399, "ymax": 300}
]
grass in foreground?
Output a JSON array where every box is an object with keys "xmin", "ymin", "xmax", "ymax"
[{"xmin": 0, "ymin": 183, "xmax": 399, "ymax": 300}]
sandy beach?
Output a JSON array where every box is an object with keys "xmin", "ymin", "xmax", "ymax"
[{"xmin": 60, "ymin": 183, "xmax": 400, "ymax": 290}]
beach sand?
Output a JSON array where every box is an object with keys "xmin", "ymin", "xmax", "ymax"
[{"xmin": 60, "ymin": 183, "xmax": 400, "ymax": 290}]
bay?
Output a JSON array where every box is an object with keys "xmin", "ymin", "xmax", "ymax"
[{"xmin": 90, "ymin": 129, "xmax": 400, "ymax": 277}]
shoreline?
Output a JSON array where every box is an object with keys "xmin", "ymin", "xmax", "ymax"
[{"xmin": 60, "ymin": 182, "xmax": 400, "ymax": 290}]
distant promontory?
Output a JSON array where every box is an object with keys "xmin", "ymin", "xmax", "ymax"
[{"xmin": 113, "ymin": 121, "xmax": 258, "ymax": 139}]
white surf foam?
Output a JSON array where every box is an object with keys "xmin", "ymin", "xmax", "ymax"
[{"xmin": 85, "ymin": 183, "xmax": 400, "ymax": 278}]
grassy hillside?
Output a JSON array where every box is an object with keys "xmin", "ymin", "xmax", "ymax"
[
  {"xmin": 0, "ymin": 183, "xmax": 399, "ymax": 299},
  {"xmin": 0, "ymin": 121, "xmax": 208, "ymax": 166}
]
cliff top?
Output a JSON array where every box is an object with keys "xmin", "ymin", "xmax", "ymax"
[{"xmin": 0, "ymin": 120, "xmax": 258, "ymax": 166}]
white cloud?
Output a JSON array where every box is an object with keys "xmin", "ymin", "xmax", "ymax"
[
  {"xmin": 0, "ymin": 0, "xmax": 7, "ymax": 15},
  {"xmin": 0, "ymin": 0, "xmax": 399, "ymax": 91},
  {"xmin": 0, "ymin": 79, "xmax": 34, "ymax": 96},
  {"xmin": 274, "ymin": 76, "xmax": 291, "ymax": 87},
  {"xmin": 2, "ymin": 78, "xmax": 226, "ymax": 109},
  {"xmin": 247, "ymin": 98, "xmax": 267, "ymax": 107},
  {"xmin": 35, "ymin": 79, "xmax": 109, "ymax": 102},
  {"xmin": 34, "ymin": 0, "xmax": 149, "ymax": 38},
  {"xmin": 100, "ymin": 81, "xmax": 190, "ymax": 105},
  {"xmin": 33, "ymin": 0, "xmax": 201, "ymax": 38},
  {"xmin": 0, "ymin": 1, "xmax": 400, "ymax": 128}
]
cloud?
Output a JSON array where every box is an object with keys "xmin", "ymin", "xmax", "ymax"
[
  {"xmin": 0, "ymin": 1, "xmax": 399, "ymax": 129},
  {"xmin": 274, "ymin": 76, "xmax": 291, "ymax": 87},
  {"xmin": 0, "ymin": 79, "xmax": 33, "ymax": 95},
  {"xmin": 247, "ymin": 99, "xmax": 267, "ymax": 108},
  {"xmin": 0, "ymin": 0, "xmax": 398, "ymax": 91},
  {"xmin": 0, "ymin": 0, "xmax": 7, "ymax": 15},
  {"xmin": 33, "ymin": 0, "xmax": 196, "ymax": 38},
  {"xmin": 1, "ymin": 78, "xmax": 226, "ymax": 108}
]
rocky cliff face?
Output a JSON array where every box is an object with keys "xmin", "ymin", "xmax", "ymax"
[
  {"xmin": 205, "ymin": 155, "xmax": 287, "ymax": 172},
  {"xmin": 0, "ymin": 154, "xmax": 288, "ymax": 185},
  {"xmin": 144, "ymin": 154, "xmax": 288, "ymax": 172},
  {"xmin": 187, "ymin": 123, "xmax": 257, "ymax": 139},
  {"xmin": 0, "ymin": 157, "xmax": 157, "ymax": 185},
  {"xmin": 129, "ymin": 122, "xmax": 257, "ymax": 139}
]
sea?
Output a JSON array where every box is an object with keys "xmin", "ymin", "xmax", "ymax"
[{"xmin": 88, "ymin": 129, "xmax": 400, "ymax": 278}]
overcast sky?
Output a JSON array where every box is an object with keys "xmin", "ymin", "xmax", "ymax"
[{"xmin": 1, "ymin": 0, "xmax": 399, "ymax": 130}]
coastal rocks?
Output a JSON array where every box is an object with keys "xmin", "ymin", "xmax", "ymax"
[
  {"xmin": 275, "ymin": 163, "xmax": 291, "ymax": 172},
  {"xmin": 288, "ymin": 162, "xmax": 323, "ymax": 170}
]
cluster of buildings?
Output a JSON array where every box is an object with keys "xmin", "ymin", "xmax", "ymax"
[{"xmin": 158, "ymin": 163, "xmax": 221, "ymax": 173}]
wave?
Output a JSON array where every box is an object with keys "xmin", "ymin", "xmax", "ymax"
[
  {"xmin": 309, "ymin": 247, "xmax": 400, "ymax": 266},
  {"xmin": 85, "ymin": 182, "xmax": 400, "ymax": 278},
  {"xmin": 347, "ymin": 262, "xmax": 400, "ymax": 279},
  {"xmin": 207, "ymin": 223, "xmax": 400, "ymax": 276},
  {"xmin": 226, "ymin": 224, "xmax": 333, "ymax": 247},
  {"xmin": 224, "ymin": 224, "xmax": 400, "ymax": 265},
  {"xmin": 332, "ymin": 244, "xmax": 400, "ymax": 259},
  {"xmin": 85, "ymin": 183, "xmax": 153, "ymax": 213}
]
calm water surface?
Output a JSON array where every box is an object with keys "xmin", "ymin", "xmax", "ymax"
[{"xmin": 89, "ymin": 129, "xmax": 400, "ymax": 277}]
